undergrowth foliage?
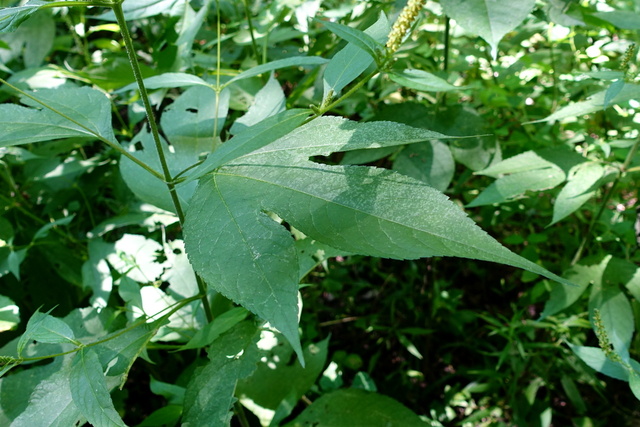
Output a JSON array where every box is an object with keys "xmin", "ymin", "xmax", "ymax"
[{"xmin": 0, "ymin": 0, "xmax": 639, "ymax": 426}]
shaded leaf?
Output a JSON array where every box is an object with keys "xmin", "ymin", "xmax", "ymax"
[
  {"xmin": 393, "ymin": 140, "xmax": 454, "ymax": 191},
  {"xmin": 551, "ymin": 162, "xmax": 605, "ymax": 225},
  {"xmin": 70, "ymin": 349, "xmax": 126, "ymax": 427},
  {"xmin": 237, "ymin": 335, "xmax": 329, "ymax": 426},
  {"xmin": 226, "ymin": 56, "xmax": 329, "ymax": 87},
  {"xmin": 440, "ymin": 0, "xmax": 536, "ymax": 58},
  {"xmin": 182, "ymin": 321, "xmax": 261, "ymax": 427},
  {"xmin": 389, "ymin": 69, "xmax": 463, "ymax": 92},
  {"xmin": 284, "ymin": 388, "xmax": 425, "ymax": 427}
]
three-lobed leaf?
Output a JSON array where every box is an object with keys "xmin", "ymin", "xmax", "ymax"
[{"xmin": 185, "ymin": 117, "xmax": 575, "ymax": 361}]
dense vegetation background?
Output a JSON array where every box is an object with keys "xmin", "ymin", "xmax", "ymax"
[{"xmin": 0, "ymin": 0, "xmax": 639, "ymax": 426}]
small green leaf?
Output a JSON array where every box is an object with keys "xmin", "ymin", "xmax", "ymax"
[
  {"xmin": 182, "ymin": 321, "xmax": 261, "ymax": 427},
  {"xmin": 284, "ymin": 388, "xmax": 425, "ymax": 427},
  {"xmin": 440, "ymin": 0, "xmax": 537, "ymax": 58},
  {"xmin": 0, "ymin": 0, "xmax": 46, "ymax": 33},
  {"xmin": 590, "ymin": 277, "xmax": 634, "ymax": 358},
  {"xmin": 540, "ymin": 261, "xmax": 602, "ymax": 319},
  {"xmin": 318, "ymin": 18, "xmax": 383, "ymax": 60},
  {"xmin": 70, "ymin": 348, "xmax": 127, "ymax": 427},
  {"xmin": 323, "ymin": 13, "xmax": 389, "ymax": 98},
  {"xmin": 393, "ymin": 140, "xmax": 454, "ymax": 191},
  {"xmin": 179, "ymin": 307, "xmax": 249, "ymax": 350},
  {"xmin": 550, "ymin": 162, "xmax": 606, "ymax": 225},
  {"xmin": 17, "ymin": 308, "xmax": 79, "ymax": 356},
  {"xmin": 237, "ymin": 336, "xmax": 329, "ymax": 426},
  {"xmin": 225, "ymin": 56, "xmax": 329, "ymax": 87},
  {"xmin": 603, "ymin": 79, "xmax": 626, "ymax": 108},
  {"xmin": 117, "ymin": 72, "xmax": 210, "ymax": 92},
  {"xmin": 230, "ymin": 73, "xmax": 286, "ymax": 135},
  {"xmin": 535, "ymin": 83, "xmax": 640, "ymax": 123},
  {"xmin": 32, "ymin": 215, "xmax": 75, "ymax": 241},
  {"xmin": 389, "ymin": 69, "xmax": 463, "ymax": 92}
]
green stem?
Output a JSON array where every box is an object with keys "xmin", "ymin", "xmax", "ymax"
[
  {"xmin": 571, "ymin": 137, "xmax": 640, "ymax": 265},
  {"xmin": 305, "ymin": 70, "xmax": 379, "ymax": 124},
  {"xmin": 113, "ymin": 3, "xmax": 213, "ymax": 322},
  {"xmin": 19, "ymin": 295, "xmax": 203, "ymax": 364},
  {"xmin": 242, "ymin": 0, "xmax": 261, "ymax": 64},
  {"xmin": 112, "ymin": 3, "xmax": 184, "ymax": 220},
  {"xmin": 0, "ymin": 78, "xmax": 164, "ymax": 181}
]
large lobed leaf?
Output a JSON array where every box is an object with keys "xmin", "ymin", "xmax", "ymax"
[{"xmin": 184, "ymin": 117, "xmax": 574, "ymax": 359}]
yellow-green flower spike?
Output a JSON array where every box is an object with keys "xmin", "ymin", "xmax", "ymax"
[{"xmin": 386, "ymin": 0, "xmax": 426, "ymax": 55}]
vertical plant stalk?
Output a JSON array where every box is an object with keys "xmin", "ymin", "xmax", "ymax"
[
  {"xmin": 112, "ymin": 3, "xmax": 213, "ymax": 323},
  {"xmin": 242, "ymin": 0, "xmax": 261, "ymax": 64},
  {"xmin": 571, "ymin": 137, "xmax": 640, "ymax": 265}
]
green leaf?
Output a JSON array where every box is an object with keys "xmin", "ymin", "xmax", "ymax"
[
  {"xmin": 117, "ymin": 72, "xmax": 210, "ymax": 92},
  {"xmin": 0, "ymin": 295, "xmax": 19, "ymax": 333},
  {"xmin": 550, "ymin": 162, "xmax": 605, "ymax": 225},
  {"xmin": 319, "ymin": 18, "xmax": 383, "ymax": 60},
  {"xmin": 70, "ymin": 348, "xmax": 127, "ymax": 427},
  {"xmin": 323, "ymin": 13, "xmax": 389, "ymax": 98},
  {"xmin": 237, "ymin": 336, "xmax": 329, "ymax": 426},
  {"xmin": 225, "ymin": 56, "xmax": 329, "ymax": 87},
  {"xmin": 10, "ymin": 364, "xmax": 83, "ymax": 427},
  {"xmin": 589, "ymin": 275, "xmax": 635, "ymax": 358},
  {"xmin": 603, "ymin": 79, "xmax": 625, "ymax": 108},
  {"xmin": 185, "ymin": 117, "xmax": 575, "ymax": 363},
  {"xmin": 93, "ymin": 317, "xmax": 167, "ymax": 389},
  {"xmin": 535, "ymin": 83, "xmax": 640, "ymax": 123},
  {"xmin": 97, "ymin": 0, "xmax": 185, "ymax": 21},
  {"xmin": 0, "ymin": 0, "xmax": 46, "ymax": 33},
  {"xmin": 32, "ymin": 215, "xmax": 75, "ymax": 240},
  {"xmin": 440, "ymin": 0, "xmax": 536, "ymax": 58},
  {"xmin": 179, "ymin": 307, "xmax": 249, "ymax": 350},
  {"xmin": 230, "ymin": 73, "xmax": 286, "ymax": 135},
  {"xmin": 540, "ymin": 260, "xmax": 602, "ymax": 319},
  {"xmin": 284, "ymin": 388, "xmax": 425, "ymax": 427},
  {"xmin": 469, "ymin": 149, "xmax": 585, "ymax": 207},
  {"xmin": 388, "ymin": 69, "xmax": 463, "ymax": 92},
  {"xmin": 392, "ymin": 140, "xmax": 454, "ymax": 191},
  {"xmin": 17, "ymin": 308, "xmax": 79, "ymax": 356},
  {"xmin": 182, "ymin": 321, "xmax": 261, "ymax": 427},
  {"xmin": 185, "ymin": 109, "xmax": 311, "ymax": 182},
  {"xmin": 0, "ymin": 87, "xmax": 117, "ymax": 147},
  {"xmin": 593, "ymin": 10, "xmax": 640, "ymax": 30},
  {"xmin": 567, "ymin": 344, "xmax": 637, "ymax": 381}
]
